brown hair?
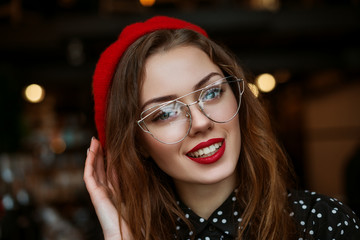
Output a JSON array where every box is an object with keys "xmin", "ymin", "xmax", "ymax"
[{"xmin": 105, "ymin": 29, "xmax": 297, "ymax": 239}]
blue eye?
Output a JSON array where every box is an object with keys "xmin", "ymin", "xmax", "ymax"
[
  {"xmin": 202, "ymin": 87, "xmax": 222, "ymax": 101},
  {"xmin": 150, "ymin": 102, "xmax": 183, "ymax": 122},
  {"xmin": 152, "ymin": 110, "xmax": 176, "ymax": 122}
]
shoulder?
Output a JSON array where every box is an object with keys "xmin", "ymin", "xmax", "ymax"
[{"xmin": 288, "ymin": 189, "xmax": 360, "ymax": 239}]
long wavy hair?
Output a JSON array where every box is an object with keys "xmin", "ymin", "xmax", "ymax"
[{"xmin": 104, "ymin": 29, "xmax": 297, "ymax": 239}]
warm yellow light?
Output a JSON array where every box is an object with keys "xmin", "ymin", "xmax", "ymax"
[
  {"xmin": 251, "ymin": 0, "xmax": 280, "ymax": 11},
  {"xmin": 139, "ymin": 0, "xmax": 155, "ymax": 7},
  {"xmin": 256, "ymin": 73, "xmax": 276, "ymax": 93},
  {"xmin": 248, "ymin": 83, "xmax": 259, "ymax": 98},
  {"xmin": 24, "ymin": 84, "xmax": 45, "ymax": 103}
]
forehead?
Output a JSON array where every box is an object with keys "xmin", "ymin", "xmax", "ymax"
[{"xmin": 140, "ymin": 45, "xmax": 222, "ymax": 105}]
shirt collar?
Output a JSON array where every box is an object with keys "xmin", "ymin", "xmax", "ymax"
[{"xmin": 176, "ymin": 190, "xmax": 241, "ymax": 239}]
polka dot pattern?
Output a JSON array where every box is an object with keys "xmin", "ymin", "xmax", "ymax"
[
  {"xmin": 175, "ymin": 190, "xmax": 360, "ymax": 239},
  {"xmin": 176, "ymin": 191, "xmax": 239, "ymax": 239},
  {"xmin": 288, "ymin": 190, "xmax": 360, "ymax": 239}
]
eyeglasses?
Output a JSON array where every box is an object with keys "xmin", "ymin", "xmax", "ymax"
[{"xmin": 137, "ymin": 76, "xmax": 244, "ymax": 144}]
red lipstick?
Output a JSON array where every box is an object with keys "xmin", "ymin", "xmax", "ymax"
[{"xmin": 186, "ymin": 138, "xmax": 225, "ymax": 164}]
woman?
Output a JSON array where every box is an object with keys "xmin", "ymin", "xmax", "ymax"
[{"xmin": 84, "ymin": 16, "xmax": 360, "ymax": 239}]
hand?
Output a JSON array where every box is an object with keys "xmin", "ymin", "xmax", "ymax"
[{"xmin": 84, "ymin": 137, "xmax": 132, "ymax": 240}]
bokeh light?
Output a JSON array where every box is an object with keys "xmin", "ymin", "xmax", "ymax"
[
  {"xmin": 24, "ymin": 84, "xmax": 45, "ymax": 103},
  {"xmin": 256, "ymin": 73, "xmax": 276, "ymax": 93},
  {"xmin": 50, "ymin": 137, "xmax": 67, "ymax": 154},
  {"xmin": 139, "ymin": 0, "xmax": 155, "ymax": 7}
]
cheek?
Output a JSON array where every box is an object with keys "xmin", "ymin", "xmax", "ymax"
[{"xmin": 141, "ymin": 132, "xmax": 179, "ymax": 167}]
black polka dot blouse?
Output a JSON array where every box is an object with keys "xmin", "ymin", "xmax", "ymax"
[{"xmin": 175, "ymin": 190, "xmax": 360, "ymax": 240}]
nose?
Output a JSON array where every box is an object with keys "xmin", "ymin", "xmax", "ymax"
[{"xmin": 187, "ymin": 105, "xmax": 214, "ymax": 137}]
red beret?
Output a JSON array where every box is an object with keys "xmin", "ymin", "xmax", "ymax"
[{"xmin": 92, "ymin": 16, "xmax": 208, "ymax": 148}]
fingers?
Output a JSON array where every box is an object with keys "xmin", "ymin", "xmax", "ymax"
[
  {"xmin": 84, "ymin": 138, "xmax": 110, "ymax": 201},
  {"xmin": 84, "ymin": 139, "xmax": 96, "ymax": 186},
  {"xmin": 85, "ymin": 137, "xmax": 107, "ymax": 184}
]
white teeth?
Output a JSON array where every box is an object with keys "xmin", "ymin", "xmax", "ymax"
[
  {"xmin": 199, "ymin": 149, "xmax": 204, "ymax": 155},
  {"xmin": 187, "ymin": 142, "xmax": 222, "ymax": 158},
  {"xmin": 204, "ymin": 147, "xmax": 210, "ymax": 154}
]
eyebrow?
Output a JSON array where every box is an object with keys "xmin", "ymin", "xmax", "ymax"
[{"xmin": 141, "ymin": 72, "xmax": 223, "ymax": 111}]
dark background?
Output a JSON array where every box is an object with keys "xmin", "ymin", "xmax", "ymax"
[{"xmin": 0, "ymin": 0, "xmax": 359, "ymax": 239}]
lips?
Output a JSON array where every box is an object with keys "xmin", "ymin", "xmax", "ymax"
[{"xmin": 186, "ymin": 138, "xmax": 225, "ymax": 164}]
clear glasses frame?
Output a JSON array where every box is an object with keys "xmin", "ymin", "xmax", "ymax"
[{"xmin": 137, "ymin": 76, "xmax": 245, "ymax": 144}]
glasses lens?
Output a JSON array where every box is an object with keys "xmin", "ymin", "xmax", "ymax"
[
  {"xmin": 199, "ymin": 78, "xmax": 241, "ymax": 123},
  {"xmin": 141, "ymin": 102, "xmax": 191, "ymax": 144},
  {"xmin": 139, "ymin": 77, "xmax": 243, "ymax": 144}
]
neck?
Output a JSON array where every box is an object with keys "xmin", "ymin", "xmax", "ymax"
[{"xmin": 174, "ymin": 172, "xmax": 238, "ymax": 220}]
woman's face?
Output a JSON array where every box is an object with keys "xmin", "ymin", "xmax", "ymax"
[{"xmin": 139, "ymin": 45, "xmax": 241, "ymax": 186}]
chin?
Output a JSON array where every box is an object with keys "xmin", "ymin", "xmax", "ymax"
[{"xmin": 195, "ymin": 166, "xmax": 237, "ymax": 185}]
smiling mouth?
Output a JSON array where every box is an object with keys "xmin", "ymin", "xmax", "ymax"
[{"xmin": 187, "ymin": 142, "xmax": 223, "ymax": 158}]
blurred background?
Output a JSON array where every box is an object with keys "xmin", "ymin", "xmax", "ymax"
[{"xmin": 0, "ymin": 0, "xmax": 359, "ymax": 239}]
